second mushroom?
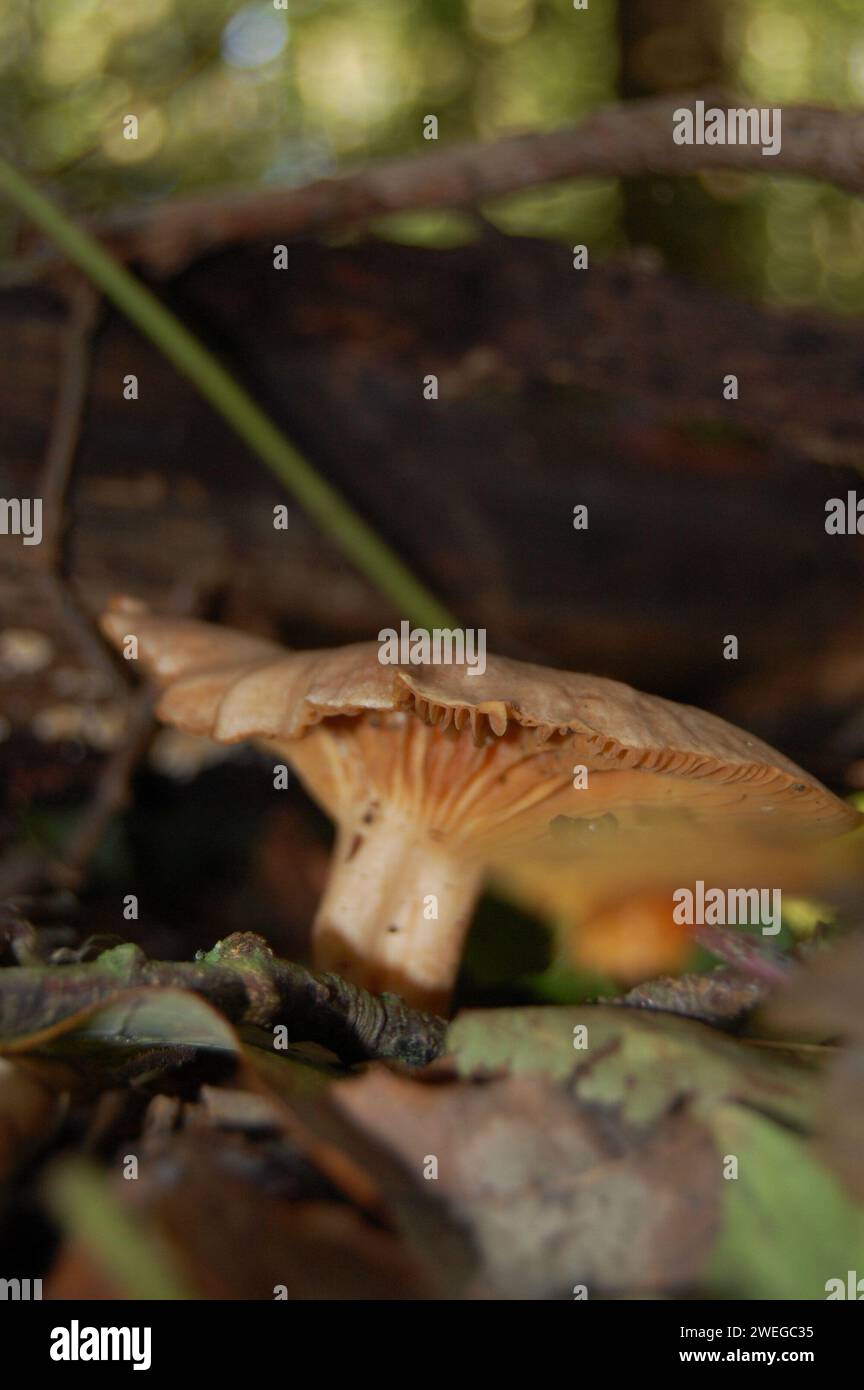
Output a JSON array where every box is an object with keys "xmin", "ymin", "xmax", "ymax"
[{"xmin": 100, "ymin": 600, "xmax": 857, "ymax": 1012}]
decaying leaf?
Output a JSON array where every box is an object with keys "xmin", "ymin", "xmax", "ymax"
[
  {"xmin": 316, "ymin": 1001, "xmax": 855, "ymax": 1297},
  {"xmin": 0, "ymin": 986, "xmax": 241, "ymax": 1089},
  {"xmin": 331, "ymin": 1065, "xmax": 720, "ymax": 1298},
  {"xmin": 448, "ymin": 1005, "xmax": 818, "ymax": 1128},
  {"xmin": 616, "ymin": 969, "xmax": 767, "ymax": 1025},
  {"xmin": 107, "ymin": 1130, "xmax": 429, "ymax": 1300},
  {"xmin": 4, "ymin": 930, "xmax": 864, "ymax": 1301}
]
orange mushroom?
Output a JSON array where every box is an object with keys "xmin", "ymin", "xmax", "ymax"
[
  {"xmin": 568, "ymin": 892, "xmax": 692, "ymax": 983},
  {"xmin": 100, "ymin": 599, "xmax": 857, "ymax": 1012}
]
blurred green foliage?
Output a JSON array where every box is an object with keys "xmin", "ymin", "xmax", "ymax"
[{"xmin": 1, "ymin": 0, "xmax": 864, "ymax": 305}]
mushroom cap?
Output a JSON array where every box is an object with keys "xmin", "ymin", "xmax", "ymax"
[{"xmin": 100, "ymin": 599, "xmax": 858, "ymax": 839}]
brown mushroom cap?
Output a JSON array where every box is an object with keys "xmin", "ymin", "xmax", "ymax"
[
  {"xmin": 99, "ymin": 599, "xmax": 857, "ymax": 1008},
  {"xmin": 100, "ymin": 598, "xmax": 856, "ymax": 840}
]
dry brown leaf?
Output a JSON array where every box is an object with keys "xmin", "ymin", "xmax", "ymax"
[
  {"xmin": 330, "ymin": 1066, "xmax": 720, "ymax": 1298},
  {"xmin": 125, "ymin": 1130, "xmax": 430, "ymax": 1300}
]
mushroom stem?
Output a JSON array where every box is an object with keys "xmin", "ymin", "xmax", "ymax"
[{"xmin": 312, "ymin": 808, "xmax": 483, "ymax": 1014}]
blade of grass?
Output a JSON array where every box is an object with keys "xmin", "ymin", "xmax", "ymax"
[
  {"xmin": 46, "ymin": 1159, "xmax": 194, "ymax": 1299},
  {"xmin": 0, "ymin": 156, "xmax": 457, "ymax": 630}
]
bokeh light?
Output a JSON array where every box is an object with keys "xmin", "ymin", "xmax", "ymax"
[
  {"xmin": 0, "ymin": 0, "xmax": 862, "ymax": 307},
  {"xmin": 222, "ymin": 4, "xmax": 290, "ymax": 71}
]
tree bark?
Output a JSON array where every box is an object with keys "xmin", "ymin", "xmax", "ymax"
[{"xmin": 1, "ymin": 236, "xmax": 862, "ymax": 786}]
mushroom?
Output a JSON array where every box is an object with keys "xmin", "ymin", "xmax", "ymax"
[{"xmin": 100, "ymin": 599, "xmax": 858, "ymax": 1012}]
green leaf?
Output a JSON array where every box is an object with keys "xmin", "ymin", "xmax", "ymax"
[
  {"xmin": 447, "ymin": 1004, "xmax": 819, "ymax": 1128},
  {"xmin": 709, "ymin": 1105, "xmax": 864, "ymax": 1300},
  {"xmin": 0, "ymin": 985, "xmax": 237, "ymax": 1057},
  {"xmin": 46, "ymin": 1159, "xmax": 194, "ymax": 1300}
]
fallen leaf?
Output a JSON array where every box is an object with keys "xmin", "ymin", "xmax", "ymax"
[
  {"xmin": 615, "ymin": 970, "xmax": 766, "ymax": 1025},
  {"xmin": 331, "ymin": 1066, "xmax": 720, "ymax": 1298},
  {"xmin": 124, "ymin": 1130, "xmax": 429, "ymax": 1300},
  {"xmin": 709, "ymin": 1104, "xmax": 864, "ymax": 1299},
  {"xmin": 0, "ymin": 987, "xmax": 241, "ymax": 1089},
  {"xmin": 448, "ymin": 1005, "xmax": 818, "ymax": 1129}
]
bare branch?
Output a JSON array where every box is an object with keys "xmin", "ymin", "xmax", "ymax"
[
  {"xmin": 26, "ymin": 93, "xmax": 864, "ymax": 274},
  {"xmin": 0, "ymin": 931, "xmax": 447, "ymax": 1067}
]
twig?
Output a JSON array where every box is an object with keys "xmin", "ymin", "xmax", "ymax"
[
  {"xmin": 0, "ymin": 931, "xmax": 447, "ymax": 1068},
  {"xmin": 38, "ymin": 277, "xmax": 100, "ymax": 567},
  {"xmin": 27, "ymin": 274, "xmax": 120, "ymax": 690},
  {"xmin": 0, "ymin": 275, "xmax": 158, "ymax": 902},
  {"xmin": 23, "ymin": 92, "xmax": 864, "ymax": 274}
]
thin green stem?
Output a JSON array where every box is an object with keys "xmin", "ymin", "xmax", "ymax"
[
  {"xmin": 0, "ymin": 156, "xmax": 457, "ymax": 630},
  {"xmin": 47, "ymin": 1161, "xmax": 194, "ymax": 1299}
]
